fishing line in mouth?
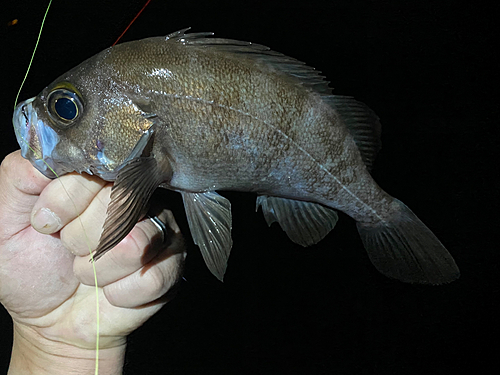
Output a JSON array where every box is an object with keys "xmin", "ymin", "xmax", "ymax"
[{"xmin": 14, "ymin": 1, "xmax": 153, "ymax": 374}]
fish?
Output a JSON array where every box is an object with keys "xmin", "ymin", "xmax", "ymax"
[{"xmin": 12, "ymin": 29, "xmax": 459, "ymax": 284}]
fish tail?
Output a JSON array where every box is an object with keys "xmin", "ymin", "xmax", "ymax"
[{"xmin": 356, "ymin": 198, "xmax": 459, "ymax": 284}]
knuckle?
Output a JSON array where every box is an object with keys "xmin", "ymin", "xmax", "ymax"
[
  {"xmin": 144, "ymin": 266, "xmax": 169, "ymax": 297},
  {"xmin": 0, "ymin": 152, "xmax": 15, "ymax": 173},
  {"xmin": 60, "ymin": 229, "xmax": 78, "ymax": 252},
  {"xmin": 118, "ymin": 227, "xmax": 152, "ymax": 262},
  {"xmin": 103, "ymin": 286, "xmax": 122, "ymax": 307},
  {"xmin": 164, "ymin": 210, "xmax": 181, "ymax": 234},
  {"xmin": 73, "ymin": 258, "xmax": 94, "ymax": 286},
  {"xmin": 1, "ymin": 152, "xmax": 47, "ymax": 194},
  {"xmin": 60, "ymin": 225, "xmax": 89, "ymax": 256}
]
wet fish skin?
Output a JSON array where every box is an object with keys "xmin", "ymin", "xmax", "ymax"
[
  {"xmin": 109, "ymin": 38, "xmax": 386, "ymax": 219},
  {"xmin": 12, "ymin": 30, "xmax": 459, "ymax": 284}
]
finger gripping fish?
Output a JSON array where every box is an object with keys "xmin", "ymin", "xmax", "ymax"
[{"xmin": 13, "ymin": 29, "xmax": 459, "ymax": 284}]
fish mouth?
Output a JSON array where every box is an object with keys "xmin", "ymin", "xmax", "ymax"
[{"xmin": 13, "ymin": 98, "xmax": 60, "ymax": 179}]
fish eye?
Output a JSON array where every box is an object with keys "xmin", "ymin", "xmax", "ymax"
[
  {"xmin": 47, "ymin": 88, "xmax": 82, "ymax": 125},
  {"xmin": 54, "ymin": 97, "xmax": 77, "ymax": 120}
]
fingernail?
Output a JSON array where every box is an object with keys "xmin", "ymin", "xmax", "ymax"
[{"xmin": 32, "ymin": 207, "xmax": 62, "ymax": 234}]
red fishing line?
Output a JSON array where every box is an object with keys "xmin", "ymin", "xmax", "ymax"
[{"xmin": 112, "ymin": 0, "xmax": 152, "ymax": 46}]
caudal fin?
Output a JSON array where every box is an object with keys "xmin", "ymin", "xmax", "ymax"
[{"xmin": 356, "ymin": 199, "xmax": 459, "ymax": 285}]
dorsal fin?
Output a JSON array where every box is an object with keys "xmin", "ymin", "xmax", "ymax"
[
  {"xmin": 323, "ymin": 96, "xmax": 382, "ymax": 170},
  {"xmin": 166, "ymin": 30, "xmax": 381, "ymax": 169},
  {"xmin": 166, "ymin": 28, "xmax": 333, "ymax": 95}
]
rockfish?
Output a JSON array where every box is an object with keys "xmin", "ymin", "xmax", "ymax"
[{"xmin": 12, "ymin": 29, "xmax": 459, "ymax": 284}]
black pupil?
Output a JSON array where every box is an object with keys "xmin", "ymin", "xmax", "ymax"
[{"xmin": 55, "ymin": 97, "xmax": 77, "ymax": 120}]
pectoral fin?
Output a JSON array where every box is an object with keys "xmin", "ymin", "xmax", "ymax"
[
  {"xmin": 181, "ymin": 191, "xmax": 233, "ymax": 281},
  {"xmin": 94, "ymin": 157, "xmax": 165, "ymax": 260},
  {"xmin": 256, "ymin": 196, "xmax": 339, "ymax": 246}
]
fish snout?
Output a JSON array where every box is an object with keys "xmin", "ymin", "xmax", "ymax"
[{"xmin": 13, "ymin": 97, "xmax": 61, "ymax": 179}]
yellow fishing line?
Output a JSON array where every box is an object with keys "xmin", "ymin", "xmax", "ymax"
[
  {"xmin": 13, "ymin": 1, "xmax": 101, "ymax": 374},
  {"xmin": 14, "ymin": 1, "xmax": 50, "ymax": 110}
]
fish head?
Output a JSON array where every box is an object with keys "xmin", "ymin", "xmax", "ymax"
[
  {"xmin": 12, "ymin": 49, "xmax": 156, "ymax": 181},
  {"xmin": 13, "ymin": 90, "xmax": 85, "ymax": 179}
]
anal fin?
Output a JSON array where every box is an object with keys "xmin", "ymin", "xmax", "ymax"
[{"xmin": 256, "ymin": 196, "xmax": 339, "ymax": 246}]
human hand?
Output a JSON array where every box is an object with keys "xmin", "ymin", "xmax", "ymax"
[{"xmin": 0, "ymin": 151, "xmax": 185, "ymax": 374}]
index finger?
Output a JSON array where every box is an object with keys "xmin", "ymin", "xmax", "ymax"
[{"xmin": 0, "ymin": 151, "xmax": 51, "ymax": 239}]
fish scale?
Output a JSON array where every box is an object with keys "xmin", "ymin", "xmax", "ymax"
[{"xmin": 13, "ymin": 30, "xmax": 459, "ymax": 284}]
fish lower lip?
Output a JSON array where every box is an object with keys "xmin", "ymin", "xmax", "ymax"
[
  {"xmin": 13, "ymin": 97, "xmax": 36, "ymax": 159},
  {"xmin": 33, "ymin": 158, "xmax": 57, "ymax": 179}
]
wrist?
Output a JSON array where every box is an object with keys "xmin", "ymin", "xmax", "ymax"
[{"xmin": 9, "ymin": 322, "xmax": 126, "ymax": 375}]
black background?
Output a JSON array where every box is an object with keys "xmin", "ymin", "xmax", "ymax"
[{"xmin": 0, "ymin": 0, "xmax": 498, "ymax": 374}]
